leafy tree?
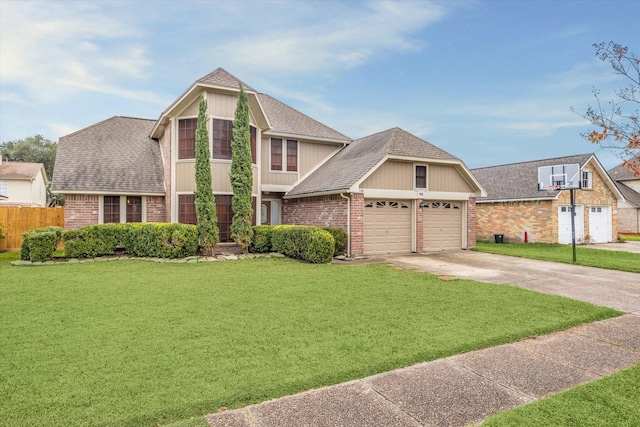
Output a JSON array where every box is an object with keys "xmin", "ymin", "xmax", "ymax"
[
  {"xmin": 230, "ymin": 85, "xmax": 254, "ymax": 253},
  {"xmin": 194, "ymin": 97, "xmax": 219, "ymax": 254},
  {"xmin": 0, "ymin": 135, "xmax": 63, "ymax": 205},
  {"xmin": 574, "ymin": 42, "xmax": 639, "ymax": 177}
]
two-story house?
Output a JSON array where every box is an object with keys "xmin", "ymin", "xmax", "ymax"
[{"xmin": 52, "ymin": 68, "xmax": 485, "ymax": 255}]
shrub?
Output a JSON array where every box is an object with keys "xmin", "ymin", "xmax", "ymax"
[
  {"xmin": 21, "ymin": 227, "xmax": 63, "ymax": 261},
  {"xmin": 271, "ymin": 225, "xmax": 335, "ymax": 264},
  {"xmin": 62, "ymin": 223, "xmax": 198, "ymax": 259},
  {"xmin": 322, "ymin": 227, "xmax": 347, "ymax": 256},
  {"xmin": 249, "ymin": 226, "xmax": 274, "ymax": 253}
]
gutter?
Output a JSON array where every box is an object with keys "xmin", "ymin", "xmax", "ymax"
[{"xmin": 340, "ymin": 193, "xmax": 351, "ymax": 257}]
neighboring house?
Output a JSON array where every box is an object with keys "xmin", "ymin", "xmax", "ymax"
[
  {"xmin": 472, "ymin": 154, "xmax": 623, "ymax": 244},
  {"xmin": 0, "ymin": 158, "xmax": 48, "ymax": 207},
  {"xmin": 608, "ymin": 163, "xmax": 640, "ymax": 233},
  {"xmin": 52, "ymin": 68, "xmax": 485, "ymax": 255}
]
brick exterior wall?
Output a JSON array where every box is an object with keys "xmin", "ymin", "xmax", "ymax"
[
  {"xmin": 476, "ymin": 160, "xmax": 618, "ymax": 243},
  {"xmin": 282, "ymin": 194, "xmax": 348, "ymax": 228},
  {"xmin": 146, "ymin": 196, "xmax": 167, "ymax": 222},
  {"xmin": 467, "ymin": 197, "xmax": 477, "ymax": 247},
  {"xmin": 350, "ymin": 193, "xmax": 364, "ymax": 255},
  {"xmin": 415, "ymin": 199, "xmax": 424, "ymax": 253},
  {"xmin": 618, "ymin": 207, "xmax": 639, "ymax": 233},
  {"xmin": 64, "ymin": 194, "xmax": 99, "ymax": 229}
]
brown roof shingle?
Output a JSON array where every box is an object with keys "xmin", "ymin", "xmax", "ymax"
[
  {"xmin": 52, "ymin": 116, "xmax": 164, "ymax": 194},
  {"xmin": 0, "ymin": 162, "xmax": 45, "ymax": 181}
]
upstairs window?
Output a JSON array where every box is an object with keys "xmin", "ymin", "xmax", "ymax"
[
  {"xmin": 415, "ymin": 165, "xmax": 427, "ymax": 189},
  {"xmin": 178, "ymin": 118, "xmax": 197, "ymax": 159},
  {"xmin": 212, "ymin": 119, "xmax": 233, "ymax": 160},
  {"xmin": 271, "ymin": 138, "xmax": 297, "ymax": 172},
  {"xmin": 0, "ymin": 180, "xmax": 7, "ymax": 197},
  {"xmin": 582, "ymin": 171, "xmax": 593, "ymax": 189},
  {"xmin": 103, "ymin": 196, "xmax": 120, "ymax": 223}
]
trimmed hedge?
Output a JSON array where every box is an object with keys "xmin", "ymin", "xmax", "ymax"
[
  {"xmin": 249, "ymin": 225, "xmax": 273, "ymax": 253},
  {"xmin": 271, "ymin": 225, "xmax": 335, "ymax": 264},
  {"xmin": 20, "ymin": 226, "xmax": 64, "ymax": 262},
  {"xmin": 322, "ymin": 227, "xmax": 347, "ymax": 256},
  {"xmin": 62, "ymin": 223, "xmax": 198, "ymax": 259}
]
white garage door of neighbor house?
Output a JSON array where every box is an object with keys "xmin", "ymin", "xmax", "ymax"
[
  {"xmin": 364, "ymin": 199, "xmax": 412, "ymax": 255},
  {"xmin": 558, "ymin": 205, "xmax": 584, "ymax": 244},
  {"xmin": 589, "ymin": 206, "xmax": 612, "ymax": 243},
  {"xmin": 423, "ymin": 201, "xmax": 463, "ymax": 251}
]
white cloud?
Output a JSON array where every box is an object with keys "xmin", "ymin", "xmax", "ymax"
[{"xmin": 217, "ymin": 1, "xmax": 448, "ymax": 74}]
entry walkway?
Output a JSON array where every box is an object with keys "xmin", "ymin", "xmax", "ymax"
[{"xmin": 205, "ymin": 253, "xmax": 640, "ymax": 426}]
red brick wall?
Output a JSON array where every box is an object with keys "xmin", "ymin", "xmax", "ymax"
[
  {"xmin": 467, "ymin": 197, "xmax": 477, "ymax": 247},
  {"xmin": 282, "ymin": 194, "xmax": 348, "ymax": 228},
  {"xmin": 350, "ymin": 193, "xmax": 364, "ymax": 255},
  {"xmin": 146, "ymin": 196, "xmax": 167, "ymax": 222},
  {"xmin": 416, "ymin": 199, "xmax": 424, "ymax": 253},
  {"xmin": 64, "ymin": 194, "xmax": 99, "ymax": 229}
]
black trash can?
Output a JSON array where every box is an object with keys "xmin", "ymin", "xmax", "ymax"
[{"xmin": 494, "ymin": 234, "xmax": 504, "ymax": 244}]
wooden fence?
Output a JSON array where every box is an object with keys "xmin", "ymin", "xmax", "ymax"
[{"xmin": 0, "ymin": 207, "xmax": 65, "ymax": 251}]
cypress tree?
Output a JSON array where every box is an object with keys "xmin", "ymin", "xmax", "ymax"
[
  {"xmin": 230, "ymin": 85, "xmax": 254, "ymax": 253},
  {"xmin": 195, "ymin": 96, "xmax": 219, "ymax": 254}
]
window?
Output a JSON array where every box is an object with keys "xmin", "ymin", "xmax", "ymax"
[
  {"xmin": 582, "ymin": 171, "xmax": 593, "ymax": 189},
  {"xmin": 178, "ymin": 118, "xmax": 197, "ymax": 159},
  {"xmin": 271, "ymin": 139, "xmax": 282, "ymax": 170},
  {"xmin": 178, "ymin": 194, "xmax": 197, "ymax": 224},
  {"xmin": 126, "ymin": 196, "xmax": 142, "ymax": 223},
  {"xmin": 250, "ymin": 126, "xmax": 257, "ymax": 164},
  {"xmin": 216, "ymin": 195, "xmax": 233, "ymax": 242},
  {"xmin": 271, "ymin": 138, "xmax": 297, "ymax": 172},
  {"xmin": 287, "ymin": 139, "xmax": 297, "ymax": 171},
  {"xmin": 415, "ymin": 165, "xmax": 427, "ymax": 189},
  {"xmin": 0, "ymin": 180, "xmax": 7, "ymax": 197},
  {"xmin": 212, "ymin": 119, "xmax": 233, "ymax": 160},
  {"xmin": 103, "ymin": 196, "xmax": 120, "ymax": 223}
]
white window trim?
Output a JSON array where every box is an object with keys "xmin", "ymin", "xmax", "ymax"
[
  {"xmin": 0, "ymin": 180, "xmax": 7, "ymax": 197},
  {"xmin": 99, "ymin": 195, "xmax": 146, "ymax": 224},
  {"xmin": 414, "ymin": 164, "xmax": 428, "ymax": 190},
  {"xmin": 581, "ymin": 170, "xmax": 593, "ymax": 189}
]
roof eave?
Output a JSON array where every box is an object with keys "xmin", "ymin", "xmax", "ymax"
[{"xmin": 283, "ymin": 189, "xmax": 351, "ymax": 199}]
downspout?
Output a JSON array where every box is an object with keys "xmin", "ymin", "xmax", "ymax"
[{"xmin": 340, "ymin": 193, "xmax": 351, "ymax": 257}]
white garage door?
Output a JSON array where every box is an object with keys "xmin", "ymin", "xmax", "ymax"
[
  {"xmin": 558, "ymin": 205, "xmax": 584, "ymax": 244},
  {"xmin": 364, "ymin": 199, "xmax": 412, "ymax": 255},
  {"xmin": 589, "ymin": 206, "xmax": 611, "ymax": 243},
  {"xmin": 423, "ymin": 201, "xmax": 463, "ymax": 251}
]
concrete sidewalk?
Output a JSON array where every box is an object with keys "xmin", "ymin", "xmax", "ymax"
[
  {"xmin": 205, "ymin": 253, "xmax": 640, "ymax": 426},
  {"xmin": 205, "ymin": 315, "xmax": 640, "ymax": 427}
]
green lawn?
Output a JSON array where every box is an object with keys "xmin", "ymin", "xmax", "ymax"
[
  {"xmin": 0, "ymin": 253, "xmax": 619, "ymax": 427},
  {"xmin": 474, "ymin": 241, "xmax": 640, "ymax": 273},
  {"xmin": 620, "ymin": 233, "xmax": 640, "ymax": 242},
  {"xmin": 482, "ymin": 363, "xmax": 640, "ymax": 426}
]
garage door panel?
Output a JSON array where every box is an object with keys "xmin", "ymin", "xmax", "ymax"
[
  {"xmin": 364, "ymin": 199, "xmax": 412, "ymax": 255},
  {"xmin": 423, "ymin": 201, "xmax": 462, "ymax": 251}
]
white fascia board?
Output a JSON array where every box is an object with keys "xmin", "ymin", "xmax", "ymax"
[
  {"xmin": 476, "ymin": 196, "xmax": 559, "ymax": 203},
  {"xmin": 262, "ymin": 184, "xmax": 294, "ymax": 193},
  {"xmin": 262, "ymin": 131, "xmax": 351, "ymax": 145},
  {"xmin": 56, "ymin": 190, "xmax": 165, "ymax": 196},
  {"xmin": 584, "ymin": 155, "xmax": 625, "ymax": 201},
  {"xmin": 283, "ymin": 189, "xmax": 349, "ymax": 199}
]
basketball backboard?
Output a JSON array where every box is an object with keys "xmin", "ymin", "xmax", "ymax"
[{"xmin": 538, "ymin": 163, "xmax": 581, "ymax": 190}]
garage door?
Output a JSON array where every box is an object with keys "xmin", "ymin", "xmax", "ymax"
[
  {"xmin": 589, "ymin": 206, "xmax": 611, "ymax": 243},
  {"xmin": 423, "ymin": 201, "xmax": 463, "ymax": 251},
  {"xmin": 558, "ymin": 205, "xmax": 584, "ymax": 244},
  {"xmin": 364, "ymin": 199, "xmax": 412, "ymax": 255}
]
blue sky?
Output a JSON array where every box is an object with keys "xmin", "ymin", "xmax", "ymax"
[{"xmin": 0, "ymin": 0, "xmax": 638, "ymax": 170}]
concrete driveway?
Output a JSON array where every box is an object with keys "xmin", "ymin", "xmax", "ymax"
[{"xmin": 388, "ymin": 251, "xmax": 640, "ymax": 314}]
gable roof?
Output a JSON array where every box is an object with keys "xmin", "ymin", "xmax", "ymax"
[
  {"xmin": 472, "ymin": 153, "xmax": 619, "ymax": 202},
  {"xmin": 196, "ymin": 67, "xmax": 256, "ymax": 92},
  {"xmin": 608, "ymin": 162, "xmax": 638, "ymax": 181},
  {"xmin": 0, "ymin": 162, "xmax": 46, "ymax": 183},
  {"xmin": 52, "ymin": 116, "xmax": 164, "ymax": 195},
  {"xmin": 615, "ymin": 181, "xmax": 640, "ymax": 207},
  {"xmin": 286, "ymin": 127, "xmax": 463, "ymax": 197},
  {"xmin": 258, "ymin": 94, "xmax": 351, "ymax": 142}
]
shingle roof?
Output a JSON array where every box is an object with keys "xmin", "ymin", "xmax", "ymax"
[
  {"xmin": 196, "ymin": 67, "xmax": 256, "ymax": 92},
  {"xmin": 258, "ymin": 94, "xmax": 351, "ymax": 142},
  {"xmin": 472, "ymin": 153, "xmax": 594, "ymax": 202},
  {"xmin": 608, "ymin": 162, "xmax": 638, "ymax": 181},
  {"xmin": 52, "ymin": 116, "xmax": 164, "ymax": 194},
  {"xmin": 616, "ymin": 181, "xmax": 640, "ymax": 207},
  {"xmin": 287, "ymin": 127, "xmax": 458, "ymax": 197},
  {"xmin": 0, "ymin": 162, "xmax": 45, "ymax": 181}
]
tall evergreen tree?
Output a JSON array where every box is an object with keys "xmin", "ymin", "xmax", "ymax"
[
  {"xmin": 194, "ymin": 97, "xmax": 219, "ymax": 254},
  {"xmin": 230, "ymin": 85, "xmax": 254, "ymax": 252}
]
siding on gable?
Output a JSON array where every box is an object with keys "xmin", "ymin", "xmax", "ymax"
[
  {"xmin": 362, "ymin": 161, "xmax": 412, "ymax": 190},
  {"xmin": 175, "ymin": 161, "xmax": 258, "ymax": 194},
  {"xmin": 428, "ymin": 164, "xmax": 474, "ymax": 192}
]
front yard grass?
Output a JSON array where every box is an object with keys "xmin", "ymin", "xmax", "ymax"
[
  {"xmin": 0, "ymin": 256, "xmax": 620, "ymax": 426},
  {"xmin": 619, "ymin": 233, "xmax": 640, "ymax": 242},
  {"xmin": 482, "ymin": 363, "xmax": 640, "ymax": 426},
  {"xmin": 474, "ymin": 241, "xmax": 640, "ymax": 273}
]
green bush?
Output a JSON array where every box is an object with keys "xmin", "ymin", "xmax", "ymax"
[
  {"xmin": 249, "ymin": 226, "xmax": 274, "ymax": 253},
  {"xmin": 62, "ymin": 223, "xmax": 198, "ymax": 259},
  {"xmin": 20, "ymin": 227, "xmax": 63, "ymax": 261},
  {"xmin": 322, "ymin": 227, "xmax": 347, "ymax": 256},
  {"xmin": 271, "ymin": 225, "xmax": 335, "ymax": 264}
]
